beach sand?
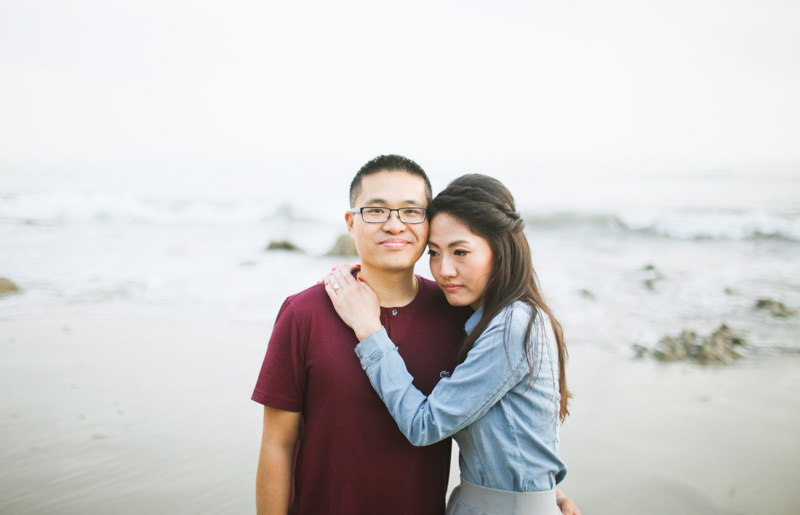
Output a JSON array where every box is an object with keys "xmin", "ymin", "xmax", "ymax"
[
  {"xmin": 1, "ymin": 316, "xmax": 799, "ymax": 514},
  {"xmin": 553, "ymin": 348, "xmax": 800, "ymax": 515}
]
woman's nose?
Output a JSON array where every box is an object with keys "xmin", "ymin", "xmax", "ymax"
[{"xmin": 439, "ymin": 257, "xmax": 456, "ymax": 277}]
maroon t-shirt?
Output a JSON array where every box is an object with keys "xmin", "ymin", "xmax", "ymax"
[{"xmin": 252, "ymin": 276, "xmax": 469, "ymax": 515}]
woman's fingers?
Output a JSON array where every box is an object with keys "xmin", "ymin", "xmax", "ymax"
[
  {"xmin": 319, "ymin": 263, "xmax": 360, "ymax": 285},
  {"xmin": 330, "ymin": 267, "xmax": 357, "ymax": 291},
  {"xmin": 323, "ymin": 280, "xmax": 338, "ymax": 300}
]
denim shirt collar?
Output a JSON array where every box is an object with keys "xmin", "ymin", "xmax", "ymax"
[{"xmin": 464, "ymin": 306, "xmax": 483, "ymax": 333}]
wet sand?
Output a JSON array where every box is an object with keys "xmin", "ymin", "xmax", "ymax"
[
  {"xmin": 2, "ymin": 317, "xmax": 799, "ymax": 514},
  {"xmin": 555, "ymin": 348, "xmax": 800, "ymax": 514}
]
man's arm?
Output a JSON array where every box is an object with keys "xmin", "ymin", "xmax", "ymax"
[
  {"xmin": 556, "ymin": 486, "xmax": 582, "ymax": 515},
  {"xmin": 256, "ymin": 406, "xmax": 301, "ymax": 515}
]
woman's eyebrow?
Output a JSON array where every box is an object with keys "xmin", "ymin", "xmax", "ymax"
[{"xmin": 428, "ymin": 240, "xmax": 470, "ymax": 249}]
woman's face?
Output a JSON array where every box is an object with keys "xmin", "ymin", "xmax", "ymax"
[{"xmin": 428, "ymin": 213, "xmax": 494, "ymax": 310}]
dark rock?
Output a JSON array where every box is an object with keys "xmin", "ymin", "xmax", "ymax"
[
  {"xmin": 641, "ymin": 264, "xmax": 663, "ymax": 291},
  {"xmin": 713, "ymin": 324, "xmax": 746, "ymax": 346},
  {"xmin": 0, "ymin": 278, "xmax": 21, "ymax": 295},
  {"xmin": 326, "ymin": 234, "xmax": 358, "ymax": 257},
  {"xmin": 634, "ymin": 324, "xmax": 745, "ymax": 365},
  {"xmin": 266, "ymin": 240, "xmax": 304, "ymax": 252},
  {"xmin": 754, "ymin": 298, "xmax": 795, "ymax": 317}
]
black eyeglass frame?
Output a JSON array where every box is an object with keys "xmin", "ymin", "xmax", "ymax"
[{"xmin": 348, "ymin": 207, "xmax": 428, "ymax": 224}]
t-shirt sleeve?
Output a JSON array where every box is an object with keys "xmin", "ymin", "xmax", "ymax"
[{"xmin": 251, "ymin": 298, "xmax": 307, "ymax": 412}]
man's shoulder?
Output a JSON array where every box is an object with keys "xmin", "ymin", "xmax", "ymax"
[{"xmin": 278, "ymin": 283, "xmax": 334, "ymax": 318}]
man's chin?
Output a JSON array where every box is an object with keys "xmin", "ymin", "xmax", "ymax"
[{"xmin": 369, "ymin": 255, "xmax": 421, "ymax": 272}]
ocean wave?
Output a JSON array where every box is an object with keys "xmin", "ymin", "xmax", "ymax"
[
  {"xmin": 2, "ymin": 191, "xmax": 798, "ymax": 242},
  {"xmin": 0, "ymin": 191, "xmax": 294, "ymax": 225},
  {"xmin": 525, "ymin": 209, "xmax": 800, "ymax": 241},
  {"xmin": 616, "ymin": 209, "xmax": 800, "ymax": 241}
]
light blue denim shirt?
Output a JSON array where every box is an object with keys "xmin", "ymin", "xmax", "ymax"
[{"xmin": 355, "ymin": 301, "xmax": 567, "ymax": 492}]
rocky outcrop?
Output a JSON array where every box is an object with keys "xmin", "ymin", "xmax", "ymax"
[
  {"xmin": 326, "ymin": 234, "xmax": 358, "ymax": 257},
  {"xmin": 755, "ymin": 298, "xmax": 795, "ymax": 317},
  {"xmin": 0, "ymin": 278, "xmax": 21, "ymax": 295},
  {"xmin": 266, "ymin": 240, "xmax": 304, "ymax": 252},
  {"xmin": 634, "ymin": 324, "xmax": 745, "ymax": 365}
]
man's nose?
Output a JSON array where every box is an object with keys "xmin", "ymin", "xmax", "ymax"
[{"xmin": 381, "ymin": 211, "xmax": 406, "ymax": 233}]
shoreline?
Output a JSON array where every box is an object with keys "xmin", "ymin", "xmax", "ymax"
[{"xmin": 1, "ymin": 316, "xmax": 799, "ymax": 514}]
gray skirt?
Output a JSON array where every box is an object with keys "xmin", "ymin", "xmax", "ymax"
[{"xmin": 446, "ymin": 478, "xmax": 560, "ymax": 515}]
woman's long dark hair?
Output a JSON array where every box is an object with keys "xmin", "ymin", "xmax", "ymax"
[{"xmin": 429, "ymin": 174, "xmax": 570, "ymax": 422}]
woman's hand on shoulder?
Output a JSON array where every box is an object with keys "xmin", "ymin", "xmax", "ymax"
[{"xmin": 323, "ymin": 267, "xmax": 382, "ymax": 341}]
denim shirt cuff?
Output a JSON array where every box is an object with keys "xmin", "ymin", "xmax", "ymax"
[{"xmin": 354, "ymin": 327, "xmax": 396, "ymax": 370}]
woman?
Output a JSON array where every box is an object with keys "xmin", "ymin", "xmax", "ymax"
[{"xmin": 325, "ymin": 174, "xmax": 573, "ymax": 515}]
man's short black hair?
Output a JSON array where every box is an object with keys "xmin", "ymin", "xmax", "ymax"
[{"xmin": 349, "ymin": 154, "xmax": 433, "ymax": 208}]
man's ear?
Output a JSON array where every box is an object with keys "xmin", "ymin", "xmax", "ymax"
[{"xmin": 345, "ymin": 211, "xmax": 355, "ymax": 236}]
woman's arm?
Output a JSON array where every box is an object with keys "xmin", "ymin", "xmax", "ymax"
[
  {"xmin": 324, "ymin": 267, "xmax": 546, "ymax": 446},
  {"xmin": 353, "ymin": 315, "xmax": 531, "ymax": 446}
]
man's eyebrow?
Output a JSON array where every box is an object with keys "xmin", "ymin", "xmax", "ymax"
[{"xmin": 360, "ymin": 198, "xmax": 426, "ymax": 206}]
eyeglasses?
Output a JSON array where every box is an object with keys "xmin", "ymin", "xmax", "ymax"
[{"xmin": 349, "ymin": 207, "xmax": 427, "ymax": 224}]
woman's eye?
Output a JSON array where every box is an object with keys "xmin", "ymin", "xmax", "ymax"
[
  {"xmin": 427, "ymin": 249, "xmax": 439, "ymax": 257},
  {"xmin": 454, "ymin": 250, "xmax": 468, "ymax": 257}
]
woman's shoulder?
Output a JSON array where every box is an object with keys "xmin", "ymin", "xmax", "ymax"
[
  {"xmin": 496, "ymin": 301, "xmax": 533, "ymax": 326},
  {"xmin": 492, "ymin": 301, "xmax": 553, "ymax": 339}
]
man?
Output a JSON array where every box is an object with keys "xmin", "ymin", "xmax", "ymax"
[{"xmin": 253, "ymin": 155, "xmax": 578, "ymax": 514}]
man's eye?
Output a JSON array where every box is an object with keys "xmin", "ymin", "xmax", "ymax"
[
  {"xmin": 403, "ymin": 209, "xmax": 423, "ymax": 216},
  {"xmin": 366, "ymin": 208, "xmax": 387, "ymax": 215}
]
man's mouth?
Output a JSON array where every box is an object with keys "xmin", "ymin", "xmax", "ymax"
[{"xmin": 380, "ymin": 239, "xmax": 411, "ymax": 249}]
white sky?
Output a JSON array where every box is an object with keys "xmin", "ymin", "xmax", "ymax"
[{"xmin": 1, "ymin": 0, "xmax": 799, "ymax": 181}]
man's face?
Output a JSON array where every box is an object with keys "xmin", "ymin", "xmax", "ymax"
[{"xmin": 346, "ymin": 170, "xmax": 429, "ymax": 273}]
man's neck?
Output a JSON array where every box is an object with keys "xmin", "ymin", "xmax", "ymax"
[{"xmin": 359, "ymin": 266, "xmax": 419, "ymax": 308}]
